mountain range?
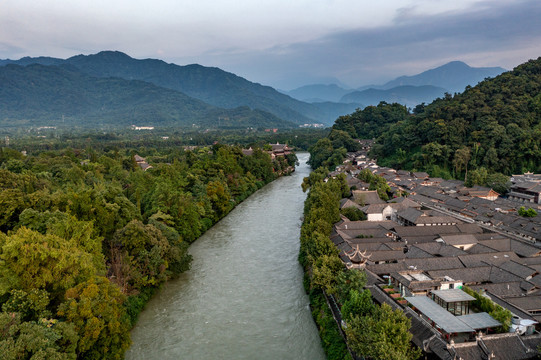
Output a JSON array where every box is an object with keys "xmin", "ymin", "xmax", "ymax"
[
  {"xmin": 0, "ymin": 63, "xmax": 290, "ymax": 128},
  {"xmin": 1, "ymin": 51, "xmax": 357, "ymax": 127},
  {"xmin": 284, "ymin": 61, "xmax": 506, "ymax": 106},
  {"xmin": 0, "ymin": 52, "xmax": 507, "ymax": 128}
]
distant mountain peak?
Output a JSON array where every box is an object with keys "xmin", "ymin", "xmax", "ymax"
[
  {"xmin": 380, "ymin": 61, "xmax": 506, "ymax": 93},
  {"xmin": 285, "ymin": 83, "xmax": 352, "ymax": 103},
  {"xmin": 67, "ymin": 50, "xmax": 134, "ymax": 62},
  {"xmin": 439, "ymin": 60, "xmax": 469, "ymax": 68}
]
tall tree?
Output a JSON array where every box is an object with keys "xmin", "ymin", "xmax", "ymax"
[
  {"xmin": 0, "ymin": 228, "xmax": 96, "ymax": 301},
  {"xmin": 57, "ymin": 277, "xmax": 131, "ymax": 360},
  {"xmin": 345, "ymin": 303, "xmax": 421, "ymax": 360}
]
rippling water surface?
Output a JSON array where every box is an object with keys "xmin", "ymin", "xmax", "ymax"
[{"xmin": 126, "ymin": 153, "xmax": 325, "ymax": 360}]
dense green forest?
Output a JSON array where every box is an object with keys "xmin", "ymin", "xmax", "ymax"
[
  {"xmin": 299, "ymin": 170, "xmax": 420, "ymax": 360},
  {"xmin": 0, "ymin": 128, "xmax": 327, "ymax": 153},
  {"xmin": 373, "ymin": 57, "xmax": 541, "ymax": 176},
  {"xmin": 314, "ymin": 57, "xmax": 541, "ymax": 187},
  {"xmin": 0, "ymin": 64, "xmax": 294, "ymax": 129},
  {"xmin": 0, "ymin": 142, "xmax": 296, "ymax": 359}
]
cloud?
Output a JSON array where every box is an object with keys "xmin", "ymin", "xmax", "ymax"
[
  {"xmin": 203, "ymin": 0, "xmax": 541, "ymax": 88},
  {"xmin": 1, "ymin": 0, "xmax": 540, "ymax": 89}
]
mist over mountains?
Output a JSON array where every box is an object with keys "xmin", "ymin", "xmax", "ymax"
[
  {"xmin": 0, "ymin": 52, "xmax": 507, "ymax": 128},
  {"xmin": 284, "ymin": 61, "xmax": 506, "ymax": 108}
]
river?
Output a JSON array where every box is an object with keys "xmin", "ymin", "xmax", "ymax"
[{"xmin": 125, "ymin": 152, "xmax": 325, "ymax": 360}]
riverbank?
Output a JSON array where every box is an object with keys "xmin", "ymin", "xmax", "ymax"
[
  {"xmin": 299, "ymin": 173, "xmax": 355, "ymax": 360},
  {"xmin": 126, "ymin": 153, "xmax": 325, "ymax": 359},
  {"xmin": 122, "ymin": 148, "xmax": 298, "ymax": 325}
]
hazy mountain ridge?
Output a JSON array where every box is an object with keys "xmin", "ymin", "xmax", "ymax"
[
  {"xmin": 311, "ymin": 102, "xmax": 363, "ymax": 122},
  {"xmin": 0, "ymin": 52, "xmax": 507, "ymax": 127},
  {"xmin": 285, "ymin": 61, "xmax": 506, "ymax": 105},
  {"xmin": 283, "ymin": 84, "xmax": 353, "ymax": 103},
  {"xmin": 340, "ymin": 85, "xmax": 448, "ymax": 108},
  {"xmin": 0, "ymin": 63, "xmax": 294, "ymax": 128},
  {"xmin": 380, "ymin": 61, "xmax": 506, "ymax": 93}
]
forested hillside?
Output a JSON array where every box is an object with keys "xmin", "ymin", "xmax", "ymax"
[
  {"xmin": 0, "ymin": 64, "xmax": 293, "ymax": 129},
  {"xmin": 331, "ymin": 57, "xmax": 541, "ymax": 179},
  {"xmin": 299, "ymin": 170, "xmax": 420, "ymax": 360},
  {"xmin": 1, "ymin": 51, "xmax": 339, "ymax": 125},
  {"xmin": 0, "ymin": 143, "xmax": 295, "ymax": 359}
]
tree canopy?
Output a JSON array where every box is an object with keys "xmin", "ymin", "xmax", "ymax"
[{"xmin": 0, "ymin": 141, "xmax": 294, "ymax": 358}]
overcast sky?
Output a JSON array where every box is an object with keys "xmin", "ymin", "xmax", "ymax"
[{"xmin": 1, "ymin": 0, "xmax": 540, "ymax": 89}]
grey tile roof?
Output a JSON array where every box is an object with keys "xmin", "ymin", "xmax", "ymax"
[
  {"xmin": 480, "ymin": 238, "xmax": 541, "ymax": 258},
  {"xmin": 336, "ymin": 241, "xmax": 353, "ymax": 253},
  {"xmin": 406, "ymin": 257, "xmax": 465, "ymax": 271},
  {"xmin": 396, "ymin": 207, "xmax": 424, "ymax": 223},
  {"xmin": 339, "ymin": 198, "xmax": 362, "ymax": 210},
  {"xmin": 346, "ymin": 236, "xmax": 394, "ymax": 245},
  {"xmin": 428, "ymin": 267, "xmax": 492, "ymax": 284},
  {"xmin": 449, "ymin": 343, "xmax": 485, "ymax": 360},
  {"xmin": 440, "ymin": 234, "xmax": 478, "ymax": 246},
  {"xmin": 393, "ymin": 225, "xmax": 462, "ymax": 238},
  {"xmin": 456, "ymin": 223, "xmax": 484, "ymax": 233},
  {"xmin": 489, "ymin": 292, "xmax": 536, "ymax": 320},
  {"xmin": 360, "ymin": 203, "xmax": 391, "ymax": 214},
  {"xmin": 520, "ymin": 257, "xmax": 541, "ymax": 266},
  {"xmin": 407, "ymin": 194, "xmax": 435, "ymax": 205},
  {"xmin": 402, "ymin": 235, "xmax": 445, "ymax": 244},
  {"xmin": 367, "ymin": 250, "xmax": 406, "ymax": 262},
  {"xmin": 348, "ymin": 242, "xmax": 392, "ymax": 251},
  {"xmin": 366, "ymin": 262, "xmax": 408, "ymax": 275},
  {"xmin": 488, "ymin": 266, "xmax": 526, "ymax": 284},
  {"xmin": 469, "ymin": 281, "xmax": 531, "ymax": 297},
  {"xmin": 339, "ymin": 227, "xmax": 390, "ymax": 239},
  {"xmin": 330, "ymin": 232, "xmax": 348, "ymax": 246},
  {"xmin": 416, "ymin": 215, "xmax": 462, "ymax": 225},
  {"xmin": 458, "ymin": 252, "xmax": 520, "ymax": 267},
  {"xmin": 412, "ymin": 172, "xmax": 430, "ymax": 179},
  {"xmin": 528, "ymin": 264, "xmax": 541, "ymax": 274},
  {"xmin": 335, "ymin": 219, "xmax": 398, "ymax": 230},
  {"xmin": 388, "ymin": 197, "xmax": 421, "ymax": 207},
  {"xmin": 466, "ymin": 243, "xmax": 499, "ymax": 254},
  {"xmin": 497, "ymin": 261, "xmax": 537, "ymax": 279},
  {"xmin": 404, "ymin": 246, "xmax": 434, "ymax": 258},
  {"xmin": 477, "ymin": 333, "xmax": 540, "ymax": 359},
  {"xmin": 512, "ymin": 181, "xmax": 540, "ymax": 190},
  {"xmin": 413, "ymin": 242, "xmax": 468, "ymax": 257},
  {"xmin": 504, "ymin": 295, "xmax": 541, "ymax": 313},
  {"xmin": 352, "ymin": 190, "xmax": 386, "ymax": 204}
]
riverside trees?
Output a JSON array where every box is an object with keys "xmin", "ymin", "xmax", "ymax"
[
  {"xmin": 300, "ymin": 169, "xmax": 419, "ymax": 360},
  {"xmin": 0, "ymin": 142, "xmax": 291, "ymax": 359}
]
